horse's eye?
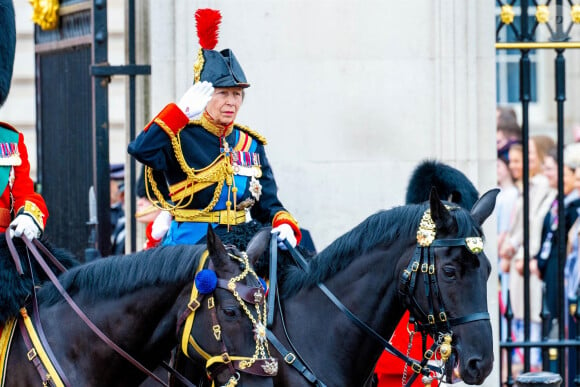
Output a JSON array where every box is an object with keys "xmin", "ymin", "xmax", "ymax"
[
  {"xmin": 442, "ymin": 266, "xmax": 456, "ymax": 279},
  {"xmin": 222, "ymin": 307, "xmax": 237, "ymax": 318}
]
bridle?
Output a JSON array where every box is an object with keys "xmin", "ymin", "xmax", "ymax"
[
  {"xmin": 178, "ymin": 247, "xmax": 278, "ymax": 387},
  {"xmin": 266, "ymin": 207, "xmax": 490, "ymax": 387},
  {"xmin": 397, "ymin": 207, "xmax": 490, "ymax": 385}
]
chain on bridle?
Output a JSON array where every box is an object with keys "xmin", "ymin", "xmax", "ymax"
[
  {"xmin": 398, "ymin": 207, "xmax": 489, "ymax": 385},
  {"xmin": 177, "ymin": 248, "xmax": 278, "ymax": 387}
]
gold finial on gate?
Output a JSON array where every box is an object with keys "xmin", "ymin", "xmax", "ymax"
[
  {"xmin": 572, "ymin": 5, "xmax": 580, "ymax": 24},
  {"xmin": 29, "ymin": 0, "xmax": 60, "ymax": 30},
  {"xmin": 500, "ymin": 5, "xmax": 515, "ymax": 25},
  {"xmin": 535, "ymin": 5, "xmax": 550, "ymax": 24}
]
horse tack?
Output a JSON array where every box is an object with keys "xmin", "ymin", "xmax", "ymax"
[
  {"xmin": 272, "ymin": 207, "xmax": 489, "ymax": 387},
  {"xmin": 18, "ymin": 307, "xmax": 66, "ymax": 387},
  {"xmin": 5, "ymin": 230, "xmax": 72, "ymax": 387},
  {"xmin": 0, "ymin": 318, "xmax": 16, "ymax": 386},
  {"xmin": 178, "ymin": 247, "xmax": 278, "ymax": 386},
  {"xmin": 398, "ymin": 207, "xmax": 490, "ymax": 386},
  {"xmin": 4, "ymin": 233, "xmax": 172, "ymax": 387},
  {"xmin": 271, "ymin": 237, "xmax": 440, "ymax": 387}
]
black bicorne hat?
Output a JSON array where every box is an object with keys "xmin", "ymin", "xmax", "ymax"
[
  {"xmin": 193, "ymin": 9, "xmax": 250, "ymax": 88},
  {"xmin": 0, "ymin": 0, "xmax": 16, "ymax": 107}
]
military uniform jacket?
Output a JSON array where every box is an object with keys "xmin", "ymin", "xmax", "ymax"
[
  {"xmin": 128, "ymin": 104, "xmax": 300, "ymax": 244},
  {"xmin": 0, "ymin": 122, "xmax": 48, "ymax": 232}
]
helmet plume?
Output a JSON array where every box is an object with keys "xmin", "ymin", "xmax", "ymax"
[{"xmin": 195, "ymin": 9, "xmax": 221, "ymax": 50}]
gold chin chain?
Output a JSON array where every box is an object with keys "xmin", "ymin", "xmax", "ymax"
[{"xmin": 227, "ymin": 252, "xmax": 271, "ymax": 370}]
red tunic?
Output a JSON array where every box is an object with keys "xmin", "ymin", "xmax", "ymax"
[
  {"xmin": 0, "ymin": 122, "xmax": 48, "ymax": 232},
  {"xmin": 375, "ymin": 312, "xmax": 438, "ymax": 386}
]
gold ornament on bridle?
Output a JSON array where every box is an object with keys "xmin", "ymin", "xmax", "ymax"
[
  {"xmin": 416, "ymin": 210, "xmax": 437, "ymax": 247},
  {"xmin": 439, "ymin": 334, "xmax": 453, "ymax": 362},
  {"xmin": 227, "ymin": 252, "xmax": 274, "ymax": 373}
]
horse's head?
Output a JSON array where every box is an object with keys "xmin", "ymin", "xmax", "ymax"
[
  {"xmin": 177, "ymin": 226, "xmax": 275, "ymax": 387},
  {"xmin": 400, "ymin": 187, "xmax": 498, "ymax": 385}
]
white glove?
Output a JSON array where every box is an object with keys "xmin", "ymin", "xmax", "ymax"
[
  {"xmin": 271, "ymin": 223, "xmax": 297, "ymax": 250},
  {"xmin": 151, "ymin": 210, "xmax": 173, "ymax": 240},
  {"xmin": 10, "ymin": 214, "xmax": 41, "ymax": 240},
  {"xmin": 177, "ymin": 81, "xmax": 214, "ymax": 119}
]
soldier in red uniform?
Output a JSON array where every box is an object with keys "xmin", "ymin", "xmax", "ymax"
[{"xmin": 0, "ymin": 0, "xmax": 48, "ymax": 240}]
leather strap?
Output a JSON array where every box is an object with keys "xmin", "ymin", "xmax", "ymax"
[
  {"xmin": 160, "ymin": 361, "xmax": 197, "ymax": 387},
  {"xmin": 5, "ymin": 232, "xmax": 170, "ymax": 387},
  {"xmin": 216, "ymin": 278, "xmax": 264, "ymax": 304},
  {"xmin": 266, "ymin": 330, "xmax": 322, "ymax": 386},
  {"xmin": 18, "ymin": 316, "xmax": 57, "ymax": 387},
  {"xmin": 267, "ymin": 234, "xmax": 278, "ymax": 327}
]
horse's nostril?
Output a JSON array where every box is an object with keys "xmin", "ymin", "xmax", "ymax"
[{"xmin": 463, "ymin": 356, "xmax": 493, "ymax": 384}]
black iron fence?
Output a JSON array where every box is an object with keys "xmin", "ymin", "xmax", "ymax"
[
  {"xmin": 34, "ymin": 0, "xmax": 149, "ymax": 259},
  {"xmin": 496, "ymin": 0, "xmax": 580, "ymax": 385}
]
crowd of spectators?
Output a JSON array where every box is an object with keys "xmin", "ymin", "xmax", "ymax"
[{"xmin": 496, "ymin": 106, "xmax": 580, "ymax": 382}]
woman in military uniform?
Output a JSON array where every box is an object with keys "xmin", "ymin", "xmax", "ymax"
[{"xmin": 128, "ymin": 9, "xmax": 301, "ymax": 248}]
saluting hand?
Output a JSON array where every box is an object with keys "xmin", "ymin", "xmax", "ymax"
[{"xmin": 178, "ymin": 81, "xmax": 214, "ymax": 119}]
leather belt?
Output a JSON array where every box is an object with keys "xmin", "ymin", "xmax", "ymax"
[{"xmin": 173, "ymin": 209, "xmax": 247, "ymax": 225}]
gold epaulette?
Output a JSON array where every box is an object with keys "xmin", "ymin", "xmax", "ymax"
[{"xmin": 235, "ymin": 124, "xmax": 267, "ymax": 145}]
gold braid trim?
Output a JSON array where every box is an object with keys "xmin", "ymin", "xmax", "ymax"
[
  {"xmin": 272, "ymin": 211, "xmax": 299, "ymax": 228},
  {"xmin": 197, "ymin": 112, "xmax": 233, "ymax": 137},
  {"xmin": 155, "ymin": 117, "xmax": 179, "ymax": 137},
  {"xmin": 145, "ymin": 166, "xmax": 172, "ymax": 210},
  {"xmin": 193, "ymin": 48, "xmax": 204, "ymax": 84},
  {"xmin": 145, "ymin": 125, "xmax": 235, "ymax": 218}
]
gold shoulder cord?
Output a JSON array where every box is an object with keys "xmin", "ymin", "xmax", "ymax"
[{"xmin": 145, "ymin": 127, "xmax": 235, "ymax": 220}]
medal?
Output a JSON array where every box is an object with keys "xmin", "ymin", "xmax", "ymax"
[{"xmin": 250, "ymin": 176, "xmax": 262, "ymax": 200}]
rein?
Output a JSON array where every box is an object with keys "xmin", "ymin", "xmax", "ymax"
[{"xmin": 5, "ymin": 232, "xmax": 184, "ymax": 387}]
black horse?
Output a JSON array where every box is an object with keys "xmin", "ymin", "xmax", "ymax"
[
  {"xmin": 174, "ymin": 187, "xmax": 498, "ymax": 386},
  {"xmin": 1, "ymin": 227, "xmax": 275, "ymax": 386}
]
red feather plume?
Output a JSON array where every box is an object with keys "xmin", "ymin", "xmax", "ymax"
[{"xmin": 195, "ymin": 9, "xmax": 221, "ymax": 50}]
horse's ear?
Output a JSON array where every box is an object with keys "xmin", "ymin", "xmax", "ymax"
[
  {"xmin": 245, "ymin": 227, "xmax": 271, "ymax": 266},
  {"xmin": 206, "ymin": 225, "xmax": 227, "ymax": 267},
  {"xmin": 429, "ymin": 187, "xmax": 454, "ymax": 231},
  {"xmin": 470, "ymin": 188, "xmax": 500, "ymax": 226}
]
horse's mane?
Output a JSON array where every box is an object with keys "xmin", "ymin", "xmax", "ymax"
[
  {"xmin": 0, "ymin": 235, "xmax": 79, "ymax": 323},
  {"xmin": 39, "ymin": 244, "xmax": 205, "ymax": 306},
  {"xmin": 280, "ymin": 202, "xmax": 483, "ymax": 297}
]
